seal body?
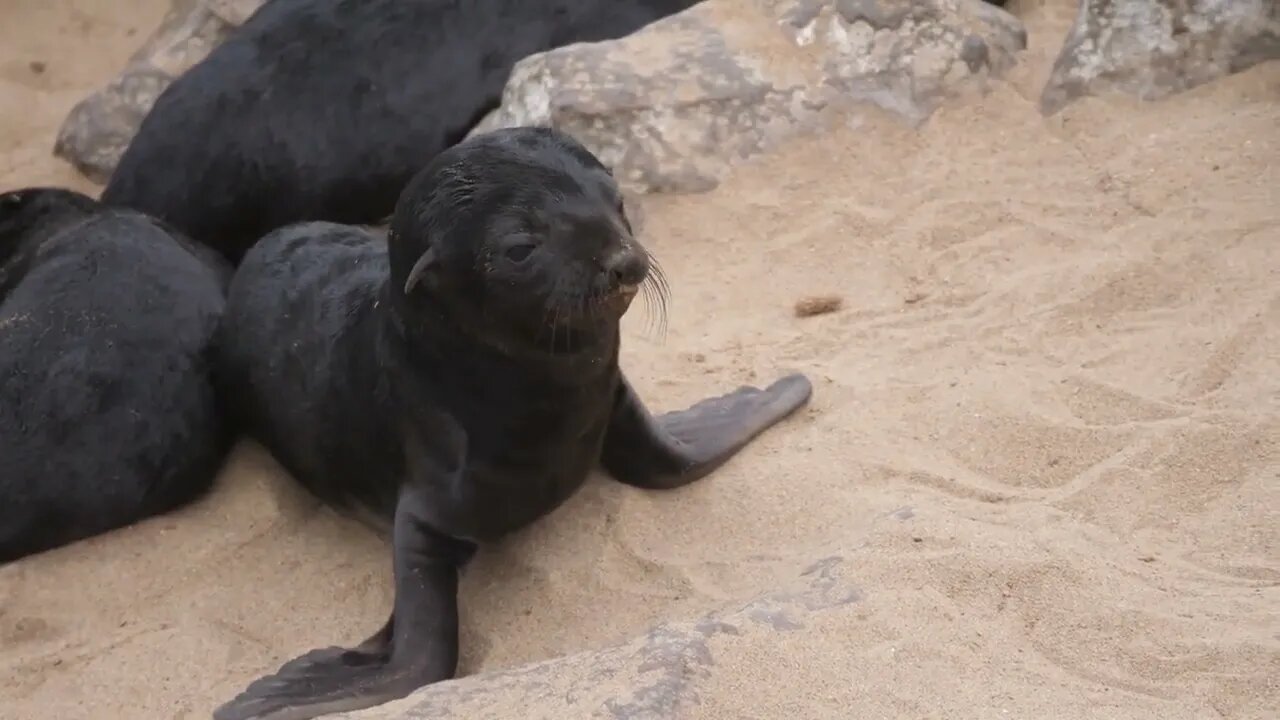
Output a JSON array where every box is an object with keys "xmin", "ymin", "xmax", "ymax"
[
  {"xmin": 100, "ymin": 0, "xmax": 701, "ymax": 264},
  {"xmin": 218, "ymin": 223, "xmax": 618, "ymax": 542},
  {"xmin": 213, "ymin": 127, "xmax": 812, "ymax": 720},
  {"xmin": 0, "ymin": 188, "xmax": 231, "ymax": 563}
]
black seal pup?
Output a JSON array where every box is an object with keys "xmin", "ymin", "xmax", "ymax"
[
  {"xmin": 99, "ymin": 0, "xmax": 703, "ymax": 264},
  {"xmin": 212, "ymin": 126, "xmax": 812, "ymax": 720},
  {"xmin": 0, "ymin": 188, "xmax": 231, "ymax": 564}
]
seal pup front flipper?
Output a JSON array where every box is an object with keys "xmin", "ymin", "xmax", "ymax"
[
  {"xmin": 601, "ymin": 372, "xmax": 813, "ymax": 490},
  {"xmin": 212, "ymin": 488, "xmax": 476, "ymax": 720}
]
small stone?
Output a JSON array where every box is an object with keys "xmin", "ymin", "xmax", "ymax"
[{"xmin": 794, "ymin": 295, "xmax": 844, "ymax": 317}]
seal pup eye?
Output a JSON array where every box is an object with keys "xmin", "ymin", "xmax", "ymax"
[{"xmin": 502, "ymin": 237, "xmax": 537, "ymax": 263}]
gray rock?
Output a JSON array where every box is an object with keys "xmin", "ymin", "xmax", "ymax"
[
  {"xmin": 206, "ymin": 0, "xmax": 268, "ymax": 26},
  {"xmin": 469, "ymin": 0, "xmax": 1027, "ymax": 193},
  {"xmin": 1040, "ymin": 0, "xmax": 1280, "ymax": 114},
  {"xmin": 338, "ymin": 556, "xmax": 862, "ymax": 720},
  {"xmin": 52, "ymin": 0, "xmax": 266, "ymax": 183}
]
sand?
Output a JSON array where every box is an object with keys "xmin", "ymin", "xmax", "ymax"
[{"xmin": 1, "ymin": 1, "xmax": 1277, "ymax": 718}]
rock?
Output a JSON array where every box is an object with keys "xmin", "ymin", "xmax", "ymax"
[
  {"xmin": 338, "ymin": 556, "xmax": 862, "ymax": 720},
  {"xmin": 469, "ymin": 0, "xmax": 1027, "ymax": 194},
  {"xmin": 1040, "ymin": 0, "xmax": 1280, "ymax": 114},
  {"xmin": 206, "ymin": 0, "xmax": 267, "ymax": 26},
  {"xmin": 51, "ymin": 0, "xmax": 267, "ymax": 183}
]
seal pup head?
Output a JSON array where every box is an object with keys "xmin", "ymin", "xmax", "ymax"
[
  {"xmin": 389, "ymin": 126, "xmax": 667, "ymax": 353},
  {"xmin": 0, "ymin": 187, "xmax": 101, "ymax": 292}
]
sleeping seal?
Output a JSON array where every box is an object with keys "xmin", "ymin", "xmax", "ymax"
[
  {"xmin": 0, "ymin": 187, "xmax": 230, "ymax": 563},
  {"xmin": 100, "ymin": 0, "xmax": 703, "ymax": 264}
]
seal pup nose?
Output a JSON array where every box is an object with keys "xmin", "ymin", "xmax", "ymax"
[{"xmin": 604, "ymin": 247, "xmax": 649, "ymax": 289}]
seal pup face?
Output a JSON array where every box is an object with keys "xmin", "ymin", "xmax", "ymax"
[{"xmin": 391, "ymin": 127, "xmax": 668, "ymax": 353}]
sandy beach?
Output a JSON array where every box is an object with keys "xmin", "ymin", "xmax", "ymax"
[{"xmin": 1, "ymin": 1, "xmax": 1277, "ymax": 718}]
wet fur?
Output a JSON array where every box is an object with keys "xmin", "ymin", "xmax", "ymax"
[
  {"xmin": 0, "ymin": 188, "xmax": 232, "ymax": 563},
  {"xmin": 101, "ymin": 0, "xmax": 702, "ymax": 264}
]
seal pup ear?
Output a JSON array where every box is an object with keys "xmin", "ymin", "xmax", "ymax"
[{"xmin": 403, "ymin": 246, "xmax": 437, "ymax": 295}]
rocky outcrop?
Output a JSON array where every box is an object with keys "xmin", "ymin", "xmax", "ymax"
[
  {"xmin": 1040, "ymin": 0, "xmax": 1280, "ymax": 114},
  {"xmin": 470, "ymin": 0, "xmax": 1028, "ymax": 193},
  {"xmin": 47, "ymin": 0, "xmax": 1280, "ymax": 192},
  {"xmin": 338, "ymin": 556, "xmax": 862, "ymax": 720},
  {"xmin": 51, "ymin": 0, "xmax": 267, "ymax": 183}
]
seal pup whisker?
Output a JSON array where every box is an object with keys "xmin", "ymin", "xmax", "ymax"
[
  {"xmin": 539, "ymin": 275, "xmax": 560, "ymax": 354},
  {"xmin": 213, "ymin": 126, "xmax": 812, "ymax": 720},
  {"xmin": 636, "ymin": 249, "xmax": 671, "ymax": 342}
]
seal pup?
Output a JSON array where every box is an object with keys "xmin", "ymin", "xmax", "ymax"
[
  {"xmin": 212, "ymin": 126, "xmax": 812, "ymax": 720},
  {"xmin": 99, "ymin": 0, "xmax": 703, "ymax": 264},
  {"xmin": 0, "ymin": 188, "xmax": 231, "ymax": 563}
]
